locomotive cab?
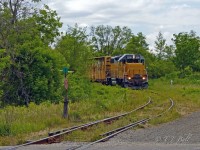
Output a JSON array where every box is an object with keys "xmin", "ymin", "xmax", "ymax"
[{"xmin": 116, "ymin": 54, "xmax": 148, "ymax": 89}]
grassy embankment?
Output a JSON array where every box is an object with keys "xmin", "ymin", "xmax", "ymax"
[{"xmin": 0, "ymin": 78, "xmax": 199, "ymax": 145}]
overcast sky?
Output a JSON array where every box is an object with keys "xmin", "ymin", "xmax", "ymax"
[{"xmin": 42, "ymin": 0, "xmax": 200, "ymax": 49}]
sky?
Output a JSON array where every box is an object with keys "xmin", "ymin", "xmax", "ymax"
[{"xmin": 41, "ymin": 0, "xmax": 200, "ymax": 49}]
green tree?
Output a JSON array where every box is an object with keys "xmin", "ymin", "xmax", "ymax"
[
  {"xmin": 148, "ymin": 59, "xmax": 177, "ymax": 78},
  {"xmin": 1, "ymin": 21, "xmax": 67, "ymax": 106},
  {"xmin": 154, "ymin": 32, "xmax": 166, "ymax": 59},
  {"xmin": 56, "ymin": 24, "xmax": 94, "ymax": 102},
  {"xmin": 0, "ymin": 1, "xmax": 66, "ymax": 106},
  {"xmin": 0, "ymin": 49, "xmax": 10, "ymax": 104},
  {"xmin": 56, "ymin": 24, "xmax": 92, "ymax": 73},
  {"xmin": 172, "ymin": 31, "xmax": 200, "ymax": 72},
  {"xmin": 0, "ymin": 0, "xmax": 41, "ymax": 24},
  {"xmin": 3, "ymin": 49, "xmax": 66, "ymax": 106},
  {"xmin": 124, "ymin": 32, "xmax": 154, "ymax": 66},
  {"xmin": 163, "ymin": 45, "xmax": 175, "ymax": 60},
  {"xmin": 34, "ymin": 5, "xmax": 63, "ymax": 46},
  {"xmin": 0, "ymin": 1, "xmax": 62, "ymax": 49},
  {"xmin": 125, "ymin": 32, "xmax": 149, "ymax": 53},
  {"xmin": 90, "ymin": 25, "xmax": 132, "ymax": 55}
]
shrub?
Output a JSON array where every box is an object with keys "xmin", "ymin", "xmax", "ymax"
[
  {"xmin": 67, "ymin": 73, "xmax": 92, "ymax": 103},
  {"xmin": 1, "ymin": 48, "xmax": 66, "ymax": 106}
]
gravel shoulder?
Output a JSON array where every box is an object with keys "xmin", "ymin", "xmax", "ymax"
[{"xmin": 110, "ymin": 111, "xmax": 200, "ymax": 144}]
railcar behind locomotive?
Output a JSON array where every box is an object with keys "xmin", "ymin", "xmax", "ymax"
[{"xmin": 90, "ymin": 54, "xmax": 148, "ymax": 89}]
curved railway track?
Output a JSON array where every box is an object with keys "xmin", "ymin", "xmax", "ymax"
[
  {"xmin": 67, "ymin": 98, "xmax": 174, "ymax": 150},
  {"xmin": 7, "ymin": 98, "xmax": 152, "ymax": 150}
]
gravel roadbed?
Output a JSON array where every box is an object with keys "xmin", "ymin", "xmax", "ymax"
[{"xmin": 110, "ymin": 111, "xmax": 200, "ymax": 144}]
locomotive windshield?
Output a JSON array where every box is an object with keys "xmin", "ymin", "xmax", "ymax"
[{"xmin": 118, "ymin": 54, "xmax": 144, "ymax": 64}]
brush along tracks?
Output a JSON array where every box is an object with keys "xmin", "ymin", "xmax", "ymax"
[
  {"xmin": 7, "ymin": 98, "xmax": 151, "ymax": 150},
  {"xmin": 67, "ymin": 98, "xmax": 174, "ymax": 150}
]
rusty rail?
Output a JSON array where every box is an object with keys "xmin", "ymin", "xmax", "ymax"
[
  {"xmin": 48, "ymin": 97, "xmax": 152, "ymax": 136},
  {"xmin": 7, "ymin": 98, "xmax": 152, "ymax": 150},
  {"xmin": 69, "ymin": 98, "xmax": 174, "ymax": 150}
]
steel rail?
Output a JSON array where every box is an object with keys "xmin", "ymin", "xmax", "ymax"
[
  {"xmin": 100, "ymin": 118, "xmax": 148, "ymax": 137},
  {"xmin": 6, "ymin": 98, "xmax": 152, "ymax": 150},
  {"xmin": 69, "ymin": 98, "xmax": 174, "ymax": 150},
  {"xmin": 49, "ymin": 97, "xmax": 152, "ymax": 136}
]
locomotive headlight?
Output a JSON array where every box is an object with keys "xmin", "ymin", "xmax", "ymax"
[
  {"xmin": 142, "ymin": 76, "xmax": 146, "ymax": 80},
  {"xmin": 128, "ymin": 77, "xmax": 131, "ymax": 80}
]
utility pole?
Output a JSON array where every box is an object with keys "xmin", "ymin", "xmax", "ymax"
[{"xmin": 63, "ymin": 67, "xmax": 69, "ymax": 118}]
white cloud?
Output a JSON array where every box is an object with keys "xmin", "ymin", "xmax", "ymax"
[
  {"xmin": 171, "ymin": 4, "xmax": 191, "ymax": 9},
  {"xmin": 42, "ymin": 0, "xmax": 200, "ymax": 48}
]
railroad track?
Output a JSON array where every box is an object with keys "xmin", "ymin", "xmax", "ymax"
[
  {"xmin": 66, "ymin": 98, "xmax": 174, "ymax": 150},
  {"xmin": 7, "ymin": 98, "xmax": 152, "ymax": 150}
]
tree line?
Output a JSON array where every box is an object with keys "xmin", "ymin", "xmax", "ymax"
[
  {"xmin": 57, "ymin": 24, "xmax": 200, "ymax": 77},
  {"xmin": 0, "ymin": 1, "xmax": 199, "ymax": 106}
]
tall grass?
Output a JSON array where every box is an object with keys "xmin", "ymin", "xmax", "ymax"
[
  {"xmin": 0, "ymin": 83, "xmax": 148, "ymax": 145},
  {"xmin": 0, "ymin": 78, "xmax": 199, "ymax": 145}
]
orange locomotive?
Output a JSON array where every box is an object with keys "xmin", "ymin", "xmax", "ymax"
[{"xmin": 90, "ymin": 54, "xmax": 148, "ymax": 89}]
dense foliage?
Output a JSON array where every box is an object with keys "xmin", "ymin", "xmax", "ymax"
[
  {"xmin": 0, "ymin": 1, "xmax": 199, "ymax": 107},
  {"xmin": 0, "ymin": 1, "xmax": 66, "ymax": 106},
  {"xmin": 173, "ymin": 31, "xmax": 200, "ymax": 73},
  {"xmin": 56, "ymin": 24, "xmax": 92, "ymax": 73},
  {"xmin": 2, "ymin": 48, "xmax": 66, "ymax": 106}
]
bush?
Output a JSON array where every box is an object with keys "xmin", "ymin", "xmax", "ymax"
[
  {"xmin": 165, "ymin": 71, "xmax": 179, "ymax": 79},
  {"xmin": 1, "ymin": 48, "xmax": 67, "ymax": 106},
  {"xmin": 188, "ymin": 72, "xmax": 200, "ymax": 80},
  {"xmin": 67, "ymin": 73, "xmax": 92, "ymax": 103},
  {"xmin": 148, "ymin": 59, "xmax": 177, "ymax": 79},
  {"xmin": 0, "ymin": 124, "xmax": 11, "ymax": 136}
]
